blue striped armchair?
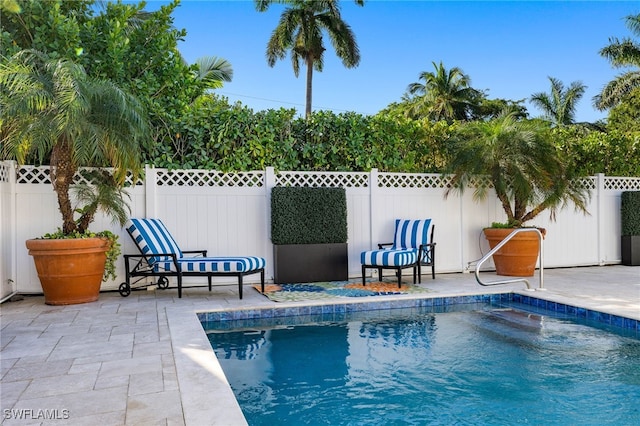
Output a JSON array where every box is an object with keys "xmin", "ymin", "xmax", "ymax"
[{"xmin": 361, "ymin": 219, "xmax": 436, "ymax": 287}]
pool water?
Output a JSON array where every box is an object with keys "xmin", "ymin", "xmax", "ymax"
[{"xmin": 206, "ymin": 303, "xmax": 640, "ymax": 425}]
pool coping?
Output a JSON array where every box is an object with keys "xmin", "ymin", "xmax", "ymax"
[{"xmin": 167, "ymin": 290, "xmax": 640, "ymax": 425}]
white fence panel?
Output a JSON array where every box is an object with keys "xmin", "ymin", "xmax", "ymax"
[
  {"xmin": 2, "ymin": 161, "xmax": 638, "ymax": 296},
  {"xmin": 345, "ymin": 188, "xmax": 373, "ymax": 277},
  {"xmin": 0, "ymin": 162, "xmax": 15, "ymax": 300}
]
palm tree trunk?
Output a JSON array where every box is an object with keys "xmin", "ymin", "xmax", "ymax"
[
  {"xmin": 305, "ymin": 58, "xmax": 313, "ymax": 119},
  {"xmin": 50, "ymin": 138, "xmax": 78, "ymax": 234}
]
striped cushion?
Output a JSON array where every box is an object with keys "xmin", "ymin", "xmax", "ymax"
[
  {"xmin": 361, "ymin": 248, "xmax": 418, "ymax": 267},
  {"xmin": 127, "ymin": 218, "xmax": 183, "ymax": 264},
  {"xmin": 154, "ymin": 256, "xmax": 266, "ymax": 273},
  {"xmin": 393, "ymin": 219, "xmax": 432, "ymax": 249}
]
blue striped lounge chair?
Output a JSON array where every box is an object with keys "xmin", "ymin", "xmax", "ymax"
[
  {"xmin": 121, "ymin": 218, "xmax": 266, "ymax": 299},
  {"xmin": 360, "ymin": 219, "xmax": 436, "ymax": 288}
]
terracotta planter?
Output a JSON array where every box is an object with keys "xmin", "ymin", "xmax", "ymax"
[
  {"xmin": 25, "ymin": 238, "xmax": 109, "ymax": 305},
  {"xmin": 483, "ymin": 228, "xmax": 545, "ymax": 277}
]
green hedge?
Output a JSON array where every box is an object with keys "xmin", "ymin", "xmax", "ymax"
[
  {"xmin": 271, "ymin": 186, "xmax": 348, "ymax": 245},
  {"xmin": 621, "ymin": 191, "xmax": 640, "ymax": 236}
]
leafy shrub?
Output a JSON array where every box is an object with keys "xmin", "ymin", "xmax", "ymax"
[
  {"xmin": 271, "ymin": 186, "xmax": 347, "ymax": 245},
  {"xmin": 621, "ymin": 191, "xmax": 640, "ymax": 236}
]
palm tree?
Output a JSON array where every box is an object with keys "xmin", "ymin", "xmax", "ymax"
[
  {"xmin": 595, "ymin": 13, "xmax": 640, "ymax": 110},
  {"xmin": 193, "ymin": 56, "xmax": 233, "ymax": 90},
  {"xmin": 406, "ymin": 61, "xmax": 482, "ymax": 122},
  {"xmin": 255, "ymin": 0, "xmax": 363, "ymax": 118},
  {"xmin": 444, "ymin": 112, "xmax": 590, "ymax": 227},
  {"xmin": 530, "ymin": 76, "xmax": 586, "ymax": 126},
  {"xmin": 0, "ymin": 50, "xmax": 149, "ymax": 234}
]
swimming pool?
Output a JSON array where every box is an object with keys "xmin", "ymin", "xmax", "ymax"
[{"xmin": 203, "ymin": 300, "xmax": 640, "ymax": 425}]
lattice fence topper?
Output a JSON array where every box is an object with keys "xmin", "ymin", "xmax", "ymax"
[
  {"xmin": 378, "ymin": 173, "xmax": 457, "ymax": 189},
  {"xmin": 0, "ymin": 162, "xmax": 10, "ymax": 183},
  {"xmin": 605, "ymin": 176, "xmax": 640, "ymax": 191},
  {"xmin": 15, "ymin": 165, "xmax": 140, "ymax": 186},
  {"xmin": 574, "ymin": 176, "xmax": 598, "ymax": 191},
  {"xmin": 155, "ymin": 169, "xmax": 264, "ymax": 187},
  {"xmin": 276, "ymin": 171, "xmax": 369, "ymax": 188}
]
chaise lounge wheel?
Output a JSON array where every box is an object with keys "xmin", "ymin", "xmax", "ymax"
[
  {"xmin": 157, "ymin": 276, "xmax": 169, "ymax": 289},
  {"xmin": 119, "ymin": 282, "xmax": 131, "ymax": 297}
]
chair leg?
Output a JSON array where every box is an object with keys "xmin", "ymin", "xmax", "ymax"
[
  {"xmin": 432, "ymin": 251, "xmax": 436, "ymax": 279},
  {"xmin": 362, "ymin": 265, "xmax": 367, "ymax": 286},
  {"xmin": 177, "ymin": 274, "xmax": 182, "ymax": 298},
  {"xmin": 208, "ymin": 276, "xmax": 212, "ymax": 292},
  {"xmin": 260, "ymin": 269, "xmax": 265, "ymax": 293},
  {"xmin": 417, "ymin": 263, "xmax": 422, "ymax": 284},
  {"xmin": 238, "ymin": 274, "xmax": 244, "ymax": 300},
  {"xmin": 378, "ymin": 267, "xmax": 383, "ymax": 280},
  {"xmin": 397, "ymin": 268, "xmax": 402, "ymax": 288}
]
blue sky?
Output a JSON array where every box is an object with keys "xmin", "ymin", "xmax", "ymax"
[{"xmin": 141, "ymin": 1, "xmax": 639, "ymax": 123}]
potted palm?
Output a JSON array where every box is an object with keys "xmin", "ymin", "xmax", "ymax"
[
  {"xmin": 0, "ymin": 50, "xmax": 148, "ymax": 305},
  {"xmin": 444, "ymin": 112, "xmax": 591, "ymax": 276}
]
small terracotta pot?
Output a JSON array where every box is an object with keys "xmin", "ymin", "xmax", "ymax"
[
  {"xmin": 25, "ymin": 238, "xmax": 109, "ymax": 305},
  {"xmin": 483, "ymin": 228, "xmax": 545, "ymax": 277}
]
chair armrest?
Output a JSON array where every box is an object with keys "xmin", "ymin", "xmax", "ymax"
[
  {"xmin": 125, "ymin": 252, "xmax": 178, "ymax": 260},
  {"xmin": 377, "ymin": 242, "xmax": 394, "ymax": 249},
  {"xmin": 419, "ymin": 243, "xmax": 436, "ymax": 252},
  {"xmin": 182, "ymin": 250, "xmax": 208, "ymax": 257},
  {"xmin": 124, "ymin": 253, "xmax": 180, "ymax": 270}
]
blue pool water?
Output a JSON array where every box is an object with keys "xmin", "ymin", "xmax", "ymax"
[{"xmin": 205, "ymin": 303, "xmax": 640, "ymax": 425}]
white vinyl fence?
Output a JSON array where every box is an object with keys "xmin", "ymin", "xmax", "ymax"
[{"xmin": 1, "ymin": 160, "xmax": 639, "ymax": 299}]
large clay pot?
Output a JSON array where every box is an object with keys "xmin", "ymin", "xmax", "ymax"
[
  {"xmin": 25, "ymin": 238, "xmax": 109, "ymax": 305},
  {"xmin": 483, "ymin": 228, "xmax": 545, "ymax": 277}
]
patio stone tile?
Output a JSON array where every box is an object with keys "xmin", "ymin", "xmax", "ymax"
[
  {"xmin": 163, "ymin": 369, "xmax": 179, "ymax": 391},
  {"xmin": 161, "ymin": 353, "xmax": 175, "ymax": 369},
  {"xmin": 7, "ymin": 386, "xmax": 128, "ymax": 423},
  {"xmin": 133, "ymin": 329, "xmax": 160, "ymax": 344},
  {"xmin": 99, "ymin": 354, "xmax": 163, "ymax": 378},
  {"xmin": 48, "ymin": 338, "xmax": 133, "ymax": 361},
  {"xmin": 94, "ymin": 373, "xmax": 130, "ymax": 390},
  {"xmin": 1, "ymin": 335, "xmax": 61, "ymax": 359},
  {"xmin": 68, "ymin": 361, "xmax": 101, "ymax": 375},
  {"xmin": 125, "ymin": 389, "xmax": 184, "ymax": 425},
  {"xmin": 0, "ymin": 380, "xmax": 29, "ymax": 411},
  {"xmin": 1, "ymin": 319, "xmax": 47, "ymax": 337},
  {"xmin": 43, "ymin": 322, "xmax": 91, "ymax": 337},
  {"xmin": 21, "ymin": 371, "xmax": 98, "ymax": 399},
  {"xmin": 133, "ymin": 340, "xmax": 172, "ymax": 357},
  {"xmin": 72, "ymin": 349, "xmax": 134, "ymax": 366},
  {"xmin": 57, "ymin": 330, "xmax": 112, "ymax": 345},
  {"xmin": 111, "ymin": 323, "xmax": 158, "ymax": 336},
  {"xmin": 3, "ymin": 358, "xmax": 73, "ymax": 382},
  {"xmin": 42, "ymin": 411, "xmax": 125, "ymax": 426},
  {"xmin": 128, "ymin": 371, "xmax": 164, "ymax": 396},
  {"xmin": 29, "ymin": 310, "xmax": 79, "ymax": 326}
]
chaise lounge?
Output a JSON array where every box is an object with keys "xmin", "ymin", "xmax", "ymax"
[
  {"xmin": 361, "ymin": 219, "xmax": 436, "ymax": 288},
  {"xmin": 120, "ymin": 218, "xmax": 266, "ymax": 299}
]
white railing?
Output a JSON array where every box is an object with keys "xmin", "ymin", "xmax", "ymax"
[
  {"xmin": 473, "ymin": 228, "xmax": 545, "ymax": 291},
  {"xmin": 1, "ymin": 160, "xmax": 638, "ymax": 297}
]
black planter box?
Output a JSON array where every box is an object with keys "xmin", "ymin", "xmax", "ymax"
[
  {"xmin": 273, "ymin": 243, "xmax": 348, "ymax": 284},
  {"xmin": 622, "ymin": 235, "xmax": 640, "ymax": 266}
]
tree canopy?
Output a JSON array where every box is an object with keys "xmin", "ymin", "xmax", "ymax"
[
  {"xmin": 256, "ymin": 0, "xmax": 363, "ymax": 118},
  {"xmin": 595, "ymin": 13, "xmax": 640, "ymax": 110}
]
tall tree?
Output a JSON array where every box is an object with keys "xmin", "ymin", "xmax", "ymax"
[
  {"xmin": 530, "ymin": 76, "xmax": 586, "ymax": 126},
  {"xmin": 255, "ymin": 0, "xmax": 363, "ymax": 118},
  {"xmin": 595, "ymin": 13, "xmax": 640, "ymax": 110},
  {"xmin": 406, "ymin": 61, "xmax": 482, "ymax": 122},
  {"xmin": 0, "ymin": 50, "xmax": 148, "ymax": 234}
]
